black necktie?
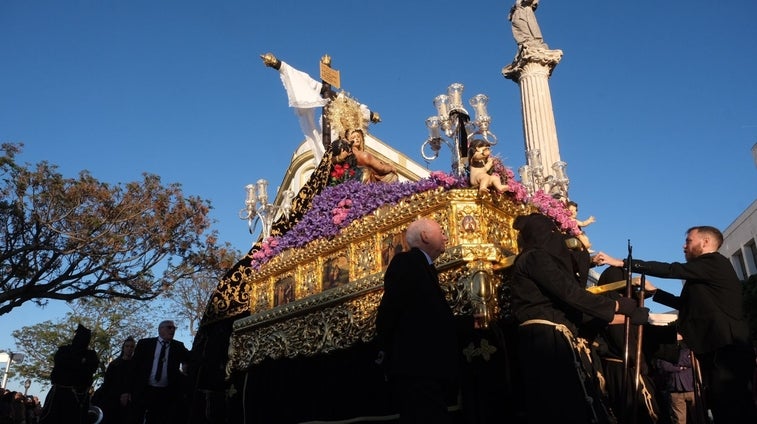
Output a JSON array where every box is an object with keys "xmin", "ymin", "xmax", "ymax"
[{"xmin": 155, "ymin": 340, "xmax": 168, "ymax": 381}]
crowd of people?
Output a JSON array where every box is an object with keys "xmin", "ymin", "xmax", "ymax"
[
  {"xmin": 0, "ymin": 389, "xmax": 42, "ymax": 424},
  {"xmin": 17, "ymin": 320, "xmax": 192, "ymax": 424},
  {"xmin": 375, "ymin": 213, "xmax": 756, "ymax": 423},
  {"xmin": 5, "ymin": 208, "xmax": 756, "ymax": 424}
]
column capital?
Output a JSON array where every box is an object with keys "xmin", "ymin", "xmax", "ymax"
[{"xmin": 502, "ymin": 46, "xmax": 563, "ymax": 82}]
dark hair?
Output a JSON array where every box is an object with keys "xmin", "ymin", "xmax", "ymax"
[
  {"xmin": 330, "ymin": 139, "xmax": 352, "ymax": 155},
  {"xmin": 467, "ymin": 138, "xmax": 490, "ymax": 163},
  {"xmin": 687, "ymin": 226, "xmax": 724, "ymax": 249}
]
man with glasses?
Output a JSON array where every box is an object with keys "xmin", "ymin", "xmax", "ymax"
[{"xmin": 128, "ymin": 320, "xmax": 191, "ymax": 424}]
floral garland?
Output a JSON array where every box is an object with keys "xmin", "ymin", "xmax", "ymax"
[{"xmin": 250, "ymin": 162, "xmax": 580, "ymax": 269}]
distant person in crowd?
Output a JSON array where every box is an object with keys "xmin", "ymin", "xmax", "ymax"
[
  {"xmin": 39, "ymin": 324, "xmax": 99, "ymax": 424},
  {"xmin": 510, "ymin": 213, "xmax": 649, "ymax": 423},
  {"xmin": 25, "ymin": 395, "xmax": 43, "ymax": 424},
  {"xmin": 376, "ymin": 218, "xmax": 459, "ymax": 423},
  {"xmin": 128, "ymin": 320, "xmax": 191, "ymax": 424},
  {"xmin": 0, "ymin": 389, "xmax": 27, "ymax": 424},
  {"xmin": 93, "ymin": 336, "xmax": 137, "ymax": 424},
  {"xmin": 595, "ymin": 225, "xmax": 757, "ymax": 423},
  {"xmin": 655, "ymin": 337, "xmax": 696, "ymax": 424},
  {"xmin": 0, "ymin": 388, "xmax": 14, "ymax": 424}
]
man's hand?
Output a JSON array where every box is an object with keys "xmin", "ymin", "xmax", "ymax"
[
  {"xmin": 632, "ymin": 278, "xmax": 658, "ymax": 293},
  {"xmin": 593, "ymin": 252, "xmax": 623, "ymax": 267}
]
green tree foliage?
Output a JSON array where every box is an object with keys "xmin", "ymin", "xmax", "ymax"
[
  {"xmin": 0, "ymin": 143, "xmax": 219, "ymax": 315},
  {"xmin": 10, "ymin": 298, "xmax": 154, "ymax": 390}
]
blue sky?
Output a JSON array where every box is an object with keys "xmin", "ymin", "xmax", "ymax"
[{"xmin": 2, "ymin": 0, "xmax": 756, "ymax": 396}]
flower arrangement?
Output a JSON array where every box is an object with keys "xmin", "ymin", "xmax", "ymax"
[
  {"xmin": 329, "ymin": 163, "xmax": 357, "ymax": 186},
  {"xmin": 332, "ymin": 198, "xmax": 352, "ymax": 225}
]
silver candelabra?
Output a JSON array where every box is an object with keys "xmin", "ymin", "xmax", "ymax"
[
  {"xmin": 518, "ymin": 149, "xmax": 570, "ymax": 198},
  {"xmin": 239, "ymin": 179, "xmax": 295, "ymax": 241},
  {"xmin": 421, "ymin": 83, "xmax": 497, "ymax": 176}
]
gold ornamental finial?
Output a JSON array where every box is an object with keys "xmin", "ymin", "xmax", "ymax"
[
  {"xmin": 260, "ymin": 52, "xmax": 281, "ymax": 69},
  {"xmin": 320, "ymin": 54, "xmax": 332, "ymax": 67}
]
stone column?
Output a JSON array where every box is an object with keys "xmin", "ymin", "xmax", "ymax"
[{"xmin": 503, "ymin": 47, "xmax": 565, "ymax": 195}]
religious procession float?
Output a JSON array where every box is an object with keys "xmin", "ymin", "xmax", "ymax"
[{"xmin": 186, "ymin": 7, "xmax": 612, "ymax": 422}]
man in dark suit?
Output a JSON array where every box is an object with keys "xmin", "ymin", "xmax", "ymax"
[
  {"xmin": 596, "ymin": 225, "xmax": 757, "ymax": 423},
  {"xmin": 375, "ymin": 218, "xmax": 459, "ymax": 423},
  {"xmin": 128, "ymin": 320, "xmax": 191, "ymax": 424}
]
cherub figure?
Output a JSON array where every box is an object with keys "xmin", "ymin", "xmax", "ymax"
[
  {"xmin": 567, "ymin": 200, "xmax": 595, "ymax": 251},
  {"xmin": 468, "ymin": 139, "xmax": 510, "ymax": 194}
]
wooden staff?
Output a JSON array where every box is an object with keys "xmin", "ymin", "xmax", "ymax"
[
  {"xmin": 690, "ymin": 351, "xmax": 710, "ymax": 424},
  {"xmin": 621, "ymin": 241, "xmax": 633, "ymax": 423},
  {"xmin": 630, "ymin": 274, "xmax": 647, "ymax": 424}
]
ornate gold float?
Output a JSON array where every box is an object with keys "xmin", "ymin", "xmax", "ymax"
[{"xmin": 226, "ymin": 188, "xmax": 531, "ymax": 374}]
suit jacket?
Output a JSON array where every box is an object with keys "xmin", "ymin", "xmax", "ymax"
[
  {"xmin": 630, "ymin": 252, "xmax": 750, "ymax": 354},
  {"xmin": 375, "ymin": 247, "xmax": 459, "ymax": 381},
  {"xmin": 129, "ymin": 337, "xmax": 191, "ymax": 395}
]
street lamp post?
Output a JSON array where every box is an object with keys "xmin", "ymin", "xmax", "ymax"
[
  {"xmin": 0, "ymin": 351, "xmax": 25, "ymax": 389},
  {"xmin": 24, "ymin": 379, "xmax": 31, "ymax": 395}
]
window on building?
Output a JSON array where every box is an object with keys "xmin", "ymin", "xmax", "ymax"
[
  {"xmin": 731, "ymin": 249, "xmax": 746, "ymax": 280},
  {"xmin": 744, "ymin": 240, "xmax": 757, "ymax": 278}
]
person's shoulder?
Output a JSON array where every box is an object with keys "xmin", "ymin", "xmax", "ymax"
[
  {"xmin": 392, "ymin": 248, "xmax": 425, "ymax": 261},
  {"xmin": 135, "ymin": 337, "xmax": 157, "ymax": 347},
  {"xmin": 695, "ymin": 251, "xmax": 728, "ymax": 263}
]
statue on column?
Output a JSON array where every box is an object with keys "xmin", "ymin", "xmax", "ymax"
[
  {"xmin": 508, "ymin": 0, "xmax": 548, "ymax": 50},
  {"xmin": 502, "ymin": 0, "xmax": 563, "ymax": 79}
]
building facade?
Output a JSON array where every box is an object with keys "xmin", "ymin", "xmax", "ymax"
[{"xmin": 721, "ymin": 198, "xmax": 757, "ymax": 280}]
